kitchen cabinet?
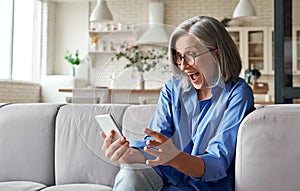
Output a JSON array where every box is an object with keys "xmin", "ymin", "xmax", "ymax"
[
  {"xmin": 228, "ymin": 26, "xmax": 300, "ymax": 75},
  {"xmin": 268, "ymin": 27, "xmax": 300, "ymax": 75},
  {"xmin": 247, "ymin": 27, "xmax": 269, "ymax": 74},
  {"xmin": 227, "ymin": 27, "xmax": 271, "ymax": 75}
]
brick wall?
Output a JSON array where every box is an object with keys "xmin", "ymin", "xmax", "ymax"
[
  {"xmin": 107, "ymin": 0, "xmax": 299, "ymax": 27},
  {"xmin": 0, "ymin": 81, "xmax": 41, "ymax": 103},
  {"xmin": 43, "ymin": 1, "xmax": 56, "ymax": 75},
  {"xmin": 162, "ymin": 0, "xmax": 274, "ymax": 27},
  {"xmin": 106, "ymin": 0, "xmax": 278, "ymax": 27}
]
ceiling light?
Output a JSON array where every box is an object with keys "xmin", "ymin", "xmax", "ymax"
[
  {"xmin": 233, "ymin": 0, "xmax": 257, "ymax": 19},
  {"xmin": 90, "ymin": 0, "xmax": 113, "ymax": 23}
]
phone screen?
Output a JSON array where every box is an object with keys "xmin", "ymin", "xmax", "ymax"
[{"xmin": 95, "ymin": 114, "xmax": 123, "ymax": 141}]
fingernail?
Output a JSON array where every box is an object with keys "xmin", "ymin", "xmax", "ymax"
[{"xmin": 144, "ymin": 128, "xmax": 151, "ymax": 134}]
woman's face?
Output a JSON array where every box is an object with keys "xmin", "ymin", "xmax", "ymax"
[{"xmin": 174, "ymin": 34, "xmax": 216, "ymax": 90}]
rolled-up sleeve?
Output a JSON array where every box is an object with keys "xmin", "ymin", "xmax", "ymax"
[{"xmin": 200, "ymin": 153, "xmax": 228, "ymax": 181}]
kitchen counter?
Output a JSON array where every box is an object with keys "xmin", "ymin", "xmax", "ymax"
[{"xmin": 58, "ymin": 88, "xmax": 161, "ymax": 104}]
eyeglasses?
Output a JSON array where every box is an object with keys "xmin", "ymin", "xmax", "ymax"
[{"xmin": 174, "ymin": 48, "xmax": 216, "ymax": 66}]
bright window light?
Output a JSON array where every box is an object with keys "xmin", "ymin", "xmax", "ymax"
[{"xmin": 0, "ymin": 0, "xmax": 41, "ymax": 82}]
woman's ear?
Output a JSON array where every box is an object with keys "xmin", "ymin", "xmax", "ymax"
[
  {"xmin": 214, "ymin": 48, "xmax": 220, "ymax": 61},
  {"xmin": 215, "ymin": 48, "xmax": 219, "ymax": 56}
]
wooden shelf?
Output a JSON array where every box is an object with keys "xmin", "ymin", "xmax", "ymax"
[
  {"xmin": 89, "ymin": 30, "xmax": 132, "ymax": 37},
  {"xmin": 249, "ymin": 57, "xmax": 264, "ymax": 60},
  {"xmin": 58, "ymin": 88, "xmax": 72, "ymax": 93},
  {"xmin": 248, "ymin": 42, "xmax": 264, "ymax": 45},
  {"xmin": 89, "ymin": 51, "xmax": 116, "ymax": 54}
]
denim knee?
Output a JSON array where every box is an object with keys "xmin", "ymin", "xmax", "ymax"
[{"xmin": 113, "ymin": 164, "xmax": 163, "ymax": 191}]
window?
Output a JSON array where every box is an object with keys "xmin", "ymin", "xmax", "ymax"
[{"xmin": 0, "ymin": 0, "xmax": 42, "ymax": 82}]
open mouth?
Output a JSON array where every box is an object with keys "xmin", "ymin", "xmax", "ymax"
[{"xmin": 189, "ymin": 72, "xmax": 200, "ymax": 82}]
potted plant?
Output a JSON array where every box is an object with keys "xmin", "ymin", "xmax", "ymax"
[
  {"xmin": 114, "ymin": 44, "xmax": 168, "ymax": 72},
  {"xmin": 64, "ymin": 49, "xmax": 81, "ymax": 77},
  {"xmin": 113, "ymin": 43, "xmax": 168, "ymax": 89},
  {"xmin": 244, "ymin": 63, "xmax": 261, "ymax": 84}
]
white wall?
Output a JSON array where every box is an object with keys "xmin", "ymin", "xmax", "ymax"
[{"xmin": 54, "ymin": 1, "xmax": 89, "ymax": 75}]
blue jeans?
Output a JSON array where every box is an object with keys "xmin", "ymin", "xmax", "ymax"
[{"xmin": 113, "ymin": 164, "xmax": 164, "ymax": 191}]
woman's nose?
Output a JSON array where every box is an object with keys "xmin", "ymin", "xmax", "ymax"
[
  {"xmin": 179, "ymin": 61, "xmax": 189, "ymax": 70},
  {"xmin": 179, "ymin": 64, "xmax": 185, "ymax": 70}
]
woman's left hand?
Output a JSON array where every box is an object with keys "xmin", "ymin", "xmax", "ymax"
[{"xmin": 143, "ymin": 128, "xmax": 181, "ymax": 166}]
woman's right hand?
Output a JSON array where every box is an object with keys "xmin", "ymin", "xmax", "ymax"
[
  {"xmin": 100, "ymin": 130, "xmax": 145, "ymax": 164},
  {"xmin": 100, "ymin": 130, "xmax": 130, "ymax": 163}
]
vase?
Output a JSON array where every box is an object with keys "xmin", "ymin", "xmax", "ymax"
[
  {"xmin": 71, "ymin": 65, "xmax": 79, "ymax": 77},
  {"xmin": 137, "ymin": 72, "xmax": 145, "ymax": 90}
]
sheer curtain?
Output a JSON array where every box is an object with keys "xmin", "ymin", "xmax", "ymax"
[{"xmin": 0, "ymin": 0, "xmax": 42, "ymax": 82}]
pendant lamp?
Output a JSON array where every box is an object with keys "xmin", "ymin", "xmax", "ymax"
[
  {"xmin": 90, "ymin": 0, "xmax": 113, "ymax": 22},
  {"xmin": 233, "ymin": 0, "xmax": 257, "ymax": 19}
]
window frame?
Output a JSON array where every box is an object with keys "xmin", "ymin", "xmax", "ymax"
[{"xmin": 274, "ymin": 0, "xmax": 300, "ymax": 103}]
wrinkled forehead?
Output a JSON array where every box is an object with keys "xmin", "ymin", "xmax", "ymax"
[{"xmin": 174, "ymin": 33, "xmax": 207, "ymax": 53}]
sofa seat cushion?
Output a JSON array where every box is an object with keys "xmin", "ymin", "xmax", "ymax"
[
  {"xmin": 0, "ymin": 181, "xmax": 46, "ymax": 191},
  {"xmin": 42, "ymin": 184, "xmax": 112, "ymax": 191}
]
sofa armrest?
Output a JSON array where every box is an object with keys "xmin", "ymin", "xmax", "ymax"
[{"xmin": 235, "ymin": 104, "xmax": 300, "ymax": 191}]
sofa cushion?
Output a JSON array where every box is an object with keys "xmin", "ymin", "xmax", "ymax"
[
  {"xmin": 235, "ymin": 104, "xmax": 300, "ymax": 191},
  {"xmin": 122, "ymin": 104, "xmax": 157, "ymax": 141},
  {"xmin": 0, "ymin": 103, "xmax": 63, "ymax": 186},
  {"xmin": 54, "ymin": 104, "xmax": 128, "ymax": 187},
  {"xmin": 0, "ymin": 181, "xmax": 46, "ymax": 191},
  {"xmin": 41, "ymin": 184, "xmax": 112, "ymax": 191}
]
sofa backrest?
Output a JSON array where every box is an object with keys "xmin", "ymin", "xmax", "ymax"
[
  {"xmin": 6, "ymin": 102, "xmax": 299, "ymax": 190},
  {"xmin": 0, "ymin": 103, "xmax": 62, "ymax": 186},
  {"xmin": 235, "ymin": 104, "xmax": 300, "ymax": 191},
  {"xmin": 54, "ymin": 104, "xmax": 128, "ymax": 187},
  {"xmin": 122, "ymin": 104, "xmax": 157, "ymax": 141}
]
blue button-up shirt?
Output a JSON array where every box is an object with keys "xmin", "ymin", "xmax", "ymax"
[{"xmin": 131, "ymin": 76, "xmax": 254, "ymax": 191}]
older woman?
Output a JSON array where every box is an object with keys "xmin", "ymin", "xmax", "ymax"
[{"xmin": 101, "ymin": 16, "xmax": 254, "ymax": 191}]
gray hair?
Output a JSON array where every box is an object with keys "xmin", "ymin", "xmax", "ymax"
[{"xmin": 169, "ymin": 16, "xmax": 242, "ymax": 88}]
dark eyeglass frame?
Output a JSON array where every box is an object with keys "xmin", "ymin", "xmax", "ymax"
[{"xmin": 174, "ymin": 48, "xmax": 216, "ymax": 66}]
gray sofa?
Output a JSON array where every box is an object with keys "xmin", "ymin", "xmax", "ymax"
[
  {"xmin": 0, "ymin": 103, "xmax": 299, "ymax": 191},
  {"xmin": 0, "ymin": 103, "xmax": 155, "ymax": 191}
]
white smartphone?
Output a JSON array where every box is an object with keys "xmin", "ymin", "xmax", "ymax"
[{"xmin": 95, "ymin": 114, "xmax": 123, "ymax": 141}]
